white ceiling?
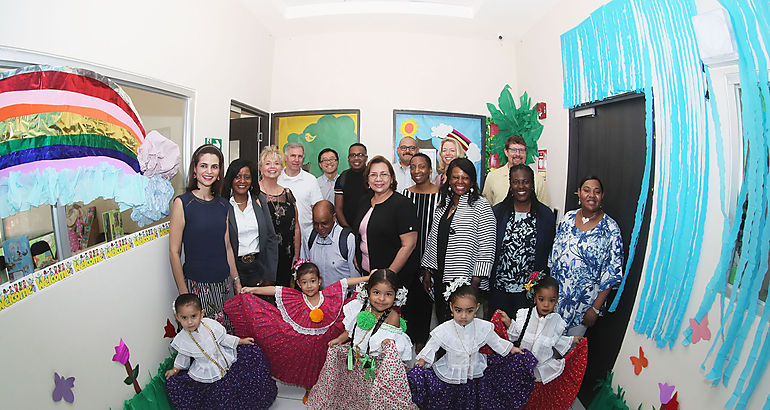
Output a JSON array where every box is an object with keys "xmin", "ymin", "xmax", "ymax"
[{"xmin": 241, "ymin": 0, "xmax": 561, "ymax": 41}]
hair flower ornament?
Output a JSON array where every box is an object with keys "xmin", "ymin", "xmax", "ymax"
[
  {"xmin": 291, "ymin": 258, "xmax": 311, "ymax": 280},
  {"xmin": 443, "ymin": 277, "xmax": 470, "ymax": 301},
  {"xmin": 525, "ymin": 270, "xmax": 546, "ymax": 299},
  {"xmin": 355, "ymin": 282, "xmax": 368, "ymax": 304},
  {"xmin": 394, "ymin": 287, "xmax": 408, "ymax": 307}
]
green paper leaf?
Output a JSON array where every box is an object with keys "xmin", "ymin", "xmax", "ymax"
[
  {"xmin": 124, "ymin": 375, "xmax": 134, "ymax": 385},
  {"xmin": 132, "ymin": 364, "xmax": 139, "ymax": 379}
]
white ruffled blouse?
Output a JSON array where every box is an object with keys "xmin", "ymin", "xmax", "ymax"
[
  {"xmin": 342, "ymin": 299, "xmax": 413, "ymax": 361},
  {"xmin": 170, "ymin": 318, "xmax": 240, "ymax": 383},
  {"xmin": 416, "ymin": 318, "xmax": 513, "ymax": 384},
  {"xmin": 507, "ymin": 307, "xmax": 574, "ymax": 383}
]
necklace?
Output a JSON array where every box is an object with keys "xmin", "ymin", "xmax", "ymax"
[
  {"xmin": 186, "ymin": 321, "xmax": 230, "ymax": 377},
  {"xmin": 453, "ymin": 320, "xmax": 475, "ymax": 373},
  {"xmin": 303, "ymin": 293, "xmax": 325, "ymax": 323},
  {"xmin": 580, "ymin": 210, "xmax": 598, "ymax": 225}
]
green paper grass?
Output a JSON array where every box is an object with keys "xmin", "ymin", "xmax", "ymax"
[{"xmin": 588, "ymin": 372, "xmax": 631, "ymax": 410}]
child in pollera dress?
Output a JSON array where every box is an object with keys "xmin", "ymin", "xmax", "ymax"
[
  {"xmin": 165, "ymin": 293, "xmax": 277, "ymax": 410},
  {"xmin": 306, "ymin": 268, "xmax": 417, "ymax": 410},
  {"xmin": 500, "ymin": 273, "xmax": 586, "ymax": 409},
  {"xmin": 224, "ymin": 261, "xmax": 371, "ymax": 403},
  {"xmin": 407, "ymin": 279, "xmax": 538, "ymax": 410}
]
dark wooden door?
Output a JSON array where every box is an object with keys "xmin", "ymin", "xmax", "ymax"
[
  {"xmin": 566, "ymin": 93, "xmax": 654, "ymax": 405},
  {"xmin": 229, "ymin": 112, "xmax": 269, "ymax": 166}
]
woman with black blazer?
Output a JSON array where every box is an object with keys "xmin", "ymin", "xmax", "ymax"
[
  {"xmin": 488, "ymin": 164, "xmax": 556, "ymax": 318},
  {"xmin": 222, "ymin": 158, "xmax": 279, "ymax": 287},
  {"xmin": 352, "ymin": 155, "xmax": 418, "ymax": 281}
]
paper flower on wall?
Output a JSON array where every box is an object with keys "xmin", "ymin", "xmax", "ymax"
[
  {"xmin": 52, "ymin": 372, "xmax": 75, "ymax": 403},
  {"xmin": 0, "ymin": 65, "xmax": 178, "ymax": 225},
  {"xmin": 658, "ymin": 382, "xmax": 675, "ymax": 404},
  {"xmin": 112, "ymin": 338, "xmax": 141, "ymax": 394},
  {"xmin": 399, "ymin": 118, "xmax": 418, "ymax": 138},
  {"xmin": 164, "ymin": 318, "xmax": 177, "ymax": 339}
]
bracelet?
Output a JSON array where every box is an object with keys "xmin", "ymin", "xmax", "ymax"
[
  {"xmin": 591, "ymin": 306, "xmax": 600, "ymax": 314},
  {"xmin": 232, "ymin": 276, "xmax": 239, "ymax": 282}
]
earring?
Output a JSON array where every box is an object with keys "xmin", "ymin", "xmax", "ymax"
[
  {"xmin": 193, "ymin": 172, "xmax": 196, "ymax": 178},
  {"xmin": 217, "ymin": 176, "xmax": 220, "ymax": 181},
  {"xmin": 578, "ymin": 199, "xmax": 581, "ymax": 206}
]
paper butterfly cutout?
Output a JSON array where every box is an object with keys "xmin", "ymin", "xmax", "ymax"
[
  {"xmin": 52, "ymin": 372, "xmax": 75, "ymax": 403},
  {"xmin": 164, "ymin": 318, "xmax": 177, "ymax": 338},
  {"xmin": 689, "ymin": 315, "xmax": 711, "ymax": 344},
  {"xmin": 630, "ymin": 346, "xmax": 648, "ymax": 375},
  {"xmin": 662, "ymin": 392, "xmax": 679, "ymax": 409},
  {"xmin": 658, "ymin": 382, "xmax": 675, "ymax": 404}
]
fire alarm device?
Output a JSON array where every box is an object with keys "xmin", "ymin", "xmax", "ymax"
[{"xmin": 535, "ymin": 102, "xmax": 547, "ymax": 119}]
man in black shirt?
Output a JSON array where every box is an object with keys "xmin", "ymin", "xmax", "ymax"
[{"xmin": 334, "ymin": 143, "xmax": 368, "ymax": 227}]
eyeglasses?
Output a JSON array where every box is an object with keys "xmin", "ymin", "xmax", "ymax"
[
  {"xmin": 349, "ymin": 153, "xmax": 367, "ymax": 158},
  {"xmin": 368, "ymin": 172, "xmax": 391, "ymax": 180},
  {"xmin": 319, "ymin": 158, "xmax": 338, "ymax": 163},
  {"xmin": 506, "ymin": 147, "xmax": 527, "ymax": 154},
  {"xmin": 398, "ymin": 146, "xmax": 418, "ymax": 151}
]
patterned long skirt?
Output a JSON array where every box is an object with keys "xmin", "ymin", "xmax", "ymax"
[
  {"xmin": 185, "ymin": 277, "xmax": 235, "ymax": 332},
  {"xmin": 307, "ymin": 343, "xmax": 417, "ymax": 410}
]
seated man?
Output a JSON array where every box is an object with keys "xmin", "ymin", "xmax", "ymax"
[{"xmin": 300, "ymin": 200, "xmax": 359, "ymax": 288}]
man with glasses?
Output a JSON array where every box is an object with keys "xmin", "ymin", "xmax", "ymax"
[
  {"xmin": 394, "ymin": 136, "xmax": 418, "ymax": 190},
  {"xmin": 482, "ymin": 135, "xmax": 550, "ymax": 206},
  {"xmin": 334, "ymin": 143, "xmax": 368, "ymax": 227},
  {"xmin": 317, "ymin": 148, "xmax": 339, "ymax": 203}
]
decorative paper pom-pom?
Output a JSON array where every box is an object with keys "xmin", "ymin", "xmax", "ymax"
[
  {"xmin": 357, "ymin": 311, "xmax": 376, "ymax": 330},
  {"xmin": 309, "ymin": 308, "xmax": 324, "ymax": 323},
  {"xmin": 400, "ymin": 317, "xmax": 407, "ymax": 332}
]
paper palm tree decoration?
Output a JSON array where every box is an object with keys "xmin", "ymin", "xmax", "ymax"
[{"xmin": 486, "ymin": 85, "xmax": 544, "ymax": 166}]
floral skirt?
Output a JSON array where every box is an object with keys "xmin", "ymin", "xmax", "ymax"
[
  {"xmin": 165, "ymin": 344, "xmax": 277, "ymax": 410},
  {"xmin": 407, "ymin": 351, "xmax": 537, "ymax": 410},
  {"xmin": 185, "ymin": 277, "xmax": 235, "ymax": 332},
  {"xmin": 307, "ymin": 343, "xmax": 417, "ymax": 410}
]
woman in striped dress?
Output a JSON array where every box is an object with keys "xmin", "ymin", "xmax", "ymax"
[
  {"xmin": 421, "ymin": 158, "xmax": 496, "ymax": 323},
  {"xmin": 402, "ymin": 153, "xmax": 439, "ymax": 351}
]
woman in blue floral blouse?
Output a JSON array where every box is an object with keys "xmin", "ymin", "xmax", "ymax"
[{"xmin": 548, "ymin": 176, "xmax": 623, "ymax": 336}]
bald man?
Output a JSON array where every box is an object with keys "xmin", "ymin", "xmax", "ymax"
[
  {"xmin": 394, "ymin": 136, "xmax": 418, "ymax": 190},
  {"xmin": 300, "ymin": 200, "xmax": 359, "ymax": 287}
]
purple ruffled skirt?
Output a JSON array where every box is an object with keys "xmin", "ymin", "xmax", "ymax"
[
  {"xmin": 407, "ymin": 351, "xmax": 537, "ymax": 410},
  {"xmin": 166, "ymin": 344, "xmax": 277, "ymax": 410}
]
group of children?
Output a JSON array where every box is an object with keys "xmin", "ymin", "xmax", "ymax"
[{"xmin": 164, "ymin": 263, "xmax": 585, "ymax": 409}]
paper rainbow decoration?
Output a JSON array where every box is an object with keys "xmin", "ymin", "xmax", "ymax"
[{"xmin": 0, "ymin": 65, "xmax": 174, "ymax": 224}]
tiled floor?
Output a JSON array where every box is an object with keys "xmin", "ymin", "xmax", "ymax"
[{"xmin": 270, "ymin": 381, "xmax": 306, "ymax": 409}]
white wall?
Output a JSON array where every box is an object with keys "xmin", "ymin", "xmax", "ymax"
[
  {"xmin": 0, "ymin": 0, "xmax": 275, "ymax": 156},
  {"xmin": 270, "ymin": 31, "xmax": 519, "ymax": 160},
  {"xmin": 0, "ymin": 1, "xmax": 275, "ymax": 407},
  {"xmin": 515, "ymin": 0, "xmax": 611, "ymax": 211},
  {"xmin": 0, "ymin": 238, "xmax": 177, "ymax": 409},
  {"xmin": 515, "ymin": 0, "xmax": 770, "ymax": 408}
]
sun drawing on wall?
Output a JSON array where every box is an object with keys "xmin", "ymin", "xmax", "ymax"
[{"xmin": 399, "ymin": 118, "xmax": 418, "ymax": 138}]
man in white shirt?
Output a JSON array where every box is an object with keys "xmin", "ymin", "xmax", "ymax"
[
  {"xmin": 394, "ymin": 136, "xmax": 417, "ymax": 190},
  {"xmin": 301, "ymin": 200, "xmax": 358, "ymax": 288},
  {"xmin": 482, "ymin": 135, "xmax": 549, "ymax": 206},
  {"xmin": 317, "ymin": 148, "xmax": 339, "ymax": 203},
  {"xmin": 278, "ymin": 142, "xmax": 323, "ymax": 243}
]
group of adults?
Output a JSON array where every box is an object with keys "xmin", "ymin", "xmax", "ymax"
[{"xmin": 168, "ymin": 134, "xmax": 624, "ymax": 345}]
